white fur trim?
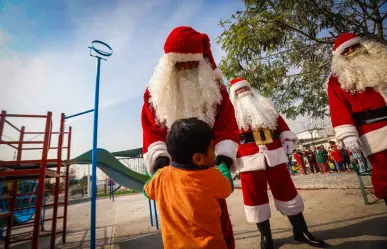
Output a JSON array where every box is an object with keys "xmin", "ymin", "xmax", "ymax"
[
  {"xmin": 274, "ymin": 194, "xmax": 304, "ymax": 216},
  {"xmin": 230, "ymin": 80, "xmax": 250, "ymax": 94},
  {"xmin": 279, "ymin": 130, "xmax": 299, "ymax": 144},
  {"xmin": 237, "ymin": 146, "xmax": 288, "ymax": 172},
  {"xmin": 260, "ymin": 146, "xmax": 289, "ymax": 168},
  {"xmin": 164, "ymin": 52, "xmax": 203, "ymax": 62},
  {"xmin": 359, "ymin": 125, "xmax": 387, "ymax": 156},
  {"xmin": 332, "ymin": 37, "xmax": 362, "ymax": 55},
  {"xmin": 334, "ymin": 124, "xmax": 358, "ymax": 141},
  {"xmin": 143, "ymin": 141, "xmax": 171, "ymax": 176},
  {"xmin": 215, "ymin": 140, "xmax": 239, "ymax": 173},
  {"xmin": 213, "ymin": 68, "xmax": 222, "ymax": 79},
  {"xmin": 244, "ymin": 203, "xmax": 271, "ymax": 223},
  {"xmin": 237, "ymin": 152, "xmax": 266, "ymax": 172}
]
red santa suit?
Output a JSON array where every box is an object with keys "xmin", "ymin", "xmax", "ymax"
[
  {"xmin": 228, "ymin": 78, "xmax": 304, "ymax": 223},
  {"xmin": 141, "ymin": 26, "xmax": 239, "ymax": 248},
  {"xmin": 327, "ymin": 33, "xmax": 387, "ymax": 199}
]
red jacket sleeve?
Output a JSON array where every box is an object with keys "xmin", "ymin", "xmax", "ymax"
[
  {"xmin": 277, "ymin": 115, "xmax": 298, "ymax": 144},
  {"xmin": 213, "ymin": 84, "xmax": 240, "ymax": 172},
  {"xmin": 141, "ymin": 88, "xmax": 170, "ymax": 176},
  {"xmin": 327, "ymin": 76, "xmax": 358, "ymax": 141}
]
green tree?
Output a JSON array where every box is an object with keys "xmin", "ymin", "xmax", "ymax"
[{"xmin": 217, "ymin": 0, "xmax": 387, "ymax": 119}]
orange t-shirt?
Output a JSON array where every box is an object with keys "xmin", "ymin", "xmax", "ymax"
[{"xmin": 144, "ymin": 165, "xmax": 232, "ymax": 249}]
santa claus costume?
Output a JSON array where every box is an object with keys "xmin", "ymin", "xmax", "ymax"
[
  {"xmin": 327, "ymin": 33, "xmax": 387, "ymax": 206},
  {"xmin": 229, "ymin": 78, "xmax": 325, "ymax": 249},
  {"xmin": 141, "ymin": 26, "xmax": 239, "ymax": 248}
]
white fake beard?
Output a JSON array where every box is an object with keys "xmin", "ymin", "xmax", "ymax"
[
  {"xmin": 230, "ymin": 88, "xmax": 279, "ymax": 131},
  {"xmin": 331, "ymin": 40, "xmax": 387, "ymax": 94},
  {"xmin": 148, "ymin": 56, "xmax": 222, "ymax": 128}
]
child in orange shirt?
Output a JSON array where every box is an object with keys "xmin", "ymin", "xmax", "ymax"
[{"xmin": 143, "ymin": 118, "xmax": 234, "ymax": 249}]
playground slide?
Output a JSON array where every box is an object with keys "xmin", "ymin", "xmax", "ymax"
[{"xmin": 68, "ymin": 148, "xmax": 149, "ymax": 192}]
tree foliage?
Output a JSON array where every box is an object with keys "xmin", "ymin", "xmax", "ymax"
[{"xmin": 217, "ymin": 0, "xmax": 387, "ymax": 119}]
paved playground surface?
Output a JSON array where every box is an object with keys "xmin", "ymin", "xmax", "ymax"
[
  {"xmin": 7, "ymin": 177, "xmax": 387, "ymax": 249},
  {"xmin": 235, "ymin": 171, "xmax": 373, "ymax": 190}
]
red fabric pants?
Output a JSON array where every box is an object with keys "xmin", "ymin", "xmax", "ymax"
[
  {"xmin": 240, "ymin": 164, "xmax": 304, "ymax": 223},
  {"xmin": 319, "ymin": 163, "xmax": 328, "ymax": 173},
  {"xmin": 295, "ymin": 159, "xmax": 305, "ymax": 174},
  {"xmin": 368, "ymin": 150, "xmax": 387, "ymax": 199},
  {"xmin": 219, "ymin": 199, "xmax": 235, "ymax": 249}
]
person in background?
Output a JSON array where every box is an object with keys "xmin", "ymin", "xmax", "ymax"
[
  {"xmin": 340, "ymin": 147, "xmax": 351, "ymax": 172},
  {"xmin": 352, "ymin": 152, "xmax": 367, "ymax": 173},
  {"xmin": 143, "ymin": 118, "xmax": 234, "ymax": 249},
  {"xmin": 293, "ymin": 149, "xmax": 306, "ymax": 175},
  {"xmin": 287, "ymin": 154, "xmax": 295, "ymax": 175},
  {"xmin": 330, "ymin": 145, "xmax": 345, "ymax": 173},
  {"xmin": 304, "ymin": 146, "xmax": 320, "ymax": 173},
  {"xmin": 317, "ymin": 146, "xmax": 329, "ymax": 174},
  {"xmin": 322, "ymin": 147, "xmax": 329, "ymax": 164},
  {"xmin": 228, "ymin": 78, "xmax": 324, "ymax": 249}
]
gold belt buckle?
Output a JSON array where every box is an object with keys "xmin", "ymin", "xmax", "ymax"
[{"xmin": 253, "ymin": 128, "xmax": 273, "ymax": 145}]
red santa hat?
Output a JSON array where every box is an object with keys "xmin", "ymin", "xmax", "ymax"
[
  {"xmin": 332, "ymin": 33, "xmax": 362, "ymax": 56},
  {"xmin": 229, "ymin": 78, "xmax": 250, "ymax": 95},
  {"xmin": 164, "ymin": 26, "xmax": 222, "ymax": 79}
]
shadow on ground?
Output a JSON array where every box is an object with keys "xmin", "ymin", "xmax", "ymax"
[
  {"xmin": 235, "ymin": 212, "xmax": 387, "ymax": 249},
  {"xmin": 114, "ymin": 232, "xmax": 162, "ymax": 249}
]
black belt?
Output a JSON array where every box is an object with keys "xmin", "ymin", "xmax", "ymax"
[
  {"xmin": 239, "ymin": 130, "xmax": 280, "ymax": 144},
  {"xmin": 353, "ymin": 106, "xmax": 387, "ymax": 126}
]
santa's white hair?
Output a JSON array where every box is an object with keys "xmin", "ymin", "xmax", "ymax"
[
  {"xmin": 331, "ymin": 39, "xmax": 387, "ymax": 93},
  {"xmin": 230, "ymin": 87, "xmax": 279, "ymax": 131},
  {"xmin": 148, "ymin": 56, "xmax": 223, "ymax": 128}
]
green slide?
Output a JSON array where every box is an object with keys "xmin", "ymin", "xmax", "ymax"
[{"xmin": 68, "ymin": 148, "xmax": 149, "ymax": 191}]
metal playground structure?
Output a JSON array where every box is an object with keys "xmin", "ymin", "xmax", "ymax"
[{"xmin": 0, "ymin": 111, "xmax": 72, "ymax": 249}]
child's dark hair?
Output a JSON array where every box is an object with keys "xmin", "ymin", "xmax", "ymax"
[{"xmin": 166, "ymin": 117, "xmax": 213, "ymax": 165}]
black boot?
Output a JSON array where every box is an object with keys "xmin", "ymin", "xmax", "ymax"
[
  {"xmin": 384, "ymin": 198, "xmax": 387, "ymax": 207},
  {"xmin": 256, "ymin": 220, "xmax": 274, "ymax": 249},
  {"xmin": 288, "ymin": 212, "xmax": 325, "ymax": 248}
]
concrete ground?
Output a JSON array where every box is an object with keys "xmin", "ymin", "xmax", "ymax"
[
  {"xmin": 5, "ymin": 181, "xmax": 387, "ymax": 249},
  {"xmin": 235, "ymin": 171, "xmax": 373, "ymax": 190}
]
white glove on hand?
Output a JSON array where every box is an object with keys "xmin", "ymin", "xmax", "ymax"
[
  {"xmin": 283, "ymin": 140, "xmax": 294, "ymax": 154},
  {"xmin": 343, "ymin": 136, "xmax": 362, "ymax": 154}
]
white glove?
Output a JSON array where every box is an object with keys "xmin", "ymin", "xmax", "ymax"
[
  {"xmin": 283, "ymin": 140, "xmax": 294, "ymax": 154},
  {"xmin": 343, "ymin": 136, "xmax": 362, "ymax": 154}
]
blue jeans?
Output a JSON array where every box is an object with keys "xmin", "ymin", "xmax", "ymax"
[
  {"xmin": 335, "ymin": 161, "xmax": 344, "ymax": 171},
  {"xmin": 287, "ymin": 161, "xmax": 294, "ymax": 174}
]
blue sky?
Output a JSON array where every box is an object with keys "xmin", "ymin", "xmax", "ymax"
[
  {"xmin": 0, "ymin": 0, "xmax": 335, "ymax": 178},
  {"xmin": 0, "ymin": 0, "xmax": 246, "ymax": 166}
]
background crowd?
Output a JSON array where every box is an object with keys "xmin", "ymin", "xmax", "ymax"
[{"xmin": 289, "ymin": 141, "xmax": 371, "ymax": 176}]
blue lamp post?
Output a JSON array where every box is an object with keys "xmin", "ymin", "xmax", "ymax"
[{"xmin": 88, "ymin": 40, "xmax": 112, "ymax": 249}]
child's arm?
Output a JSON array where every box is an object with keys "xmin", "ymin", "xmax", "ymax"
[
  {"xmin": 142, "ymin": 169, "xmax": 161, "ymax": 200},
  {"xmin": 215, "ymin": 163, "xmax": 234, "ymax": 199}
]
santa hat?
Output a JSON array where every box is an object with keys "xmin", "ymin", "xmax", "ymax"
[
  {"xmin": 332, "ymin": 33, "xmax": 362, "ymax": 56},
  {"xmin": 164, "ymin": 26, "xmax": 222, "ymax": 79},
  {"xmin": 229, "ymin": 78, "xmax": 250, "ymax": 95}
]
